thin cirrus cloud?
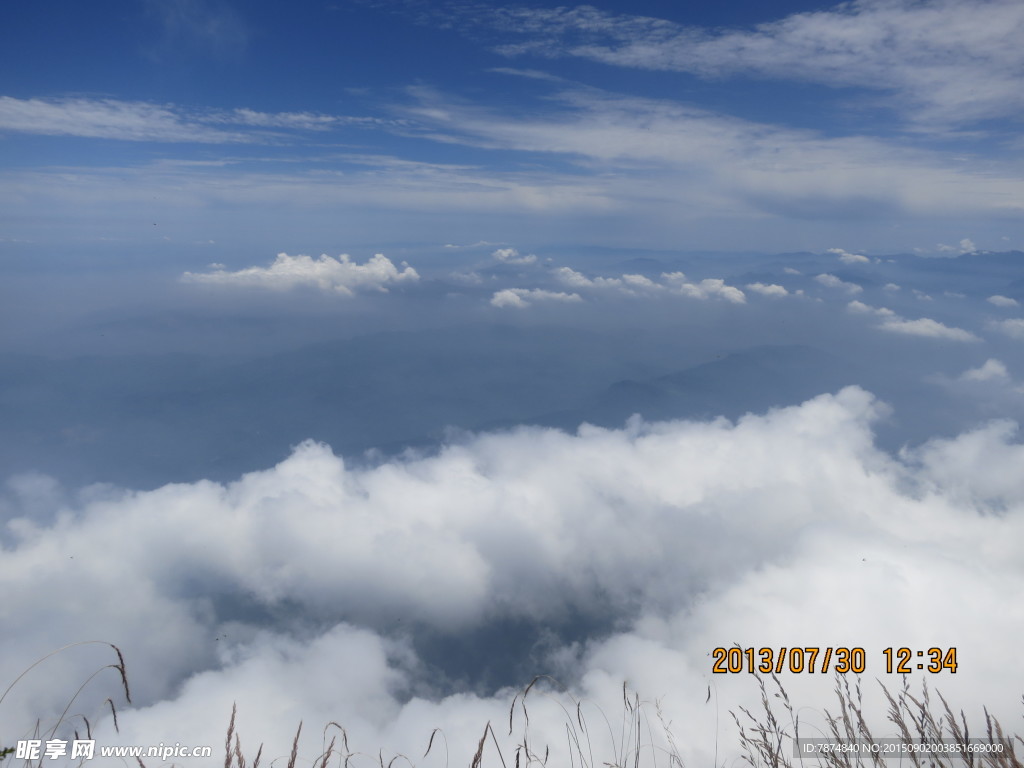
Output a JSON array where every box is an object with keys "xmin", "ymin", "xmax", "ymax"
[
  {"xmin": 402, "ymin": 87, "xmax": 1024, "ymax": 221},
  {"xmin": 181, "ymin": 253, "xmax": 421, "ymax": 295},
  {"xmin": 3, "ymin": 87, "xmax": 1023, "ymax": 249},
  {"xmin": 0, "ymin": 95, "xmax": 379, "ymax": 143},
  {"xmin": 145, "ymin": 0, "xmax": 250, "ymax": 59},
  {"xmin": 465, "ymin": 0, "xmax": 1024, "ymax": 127}
]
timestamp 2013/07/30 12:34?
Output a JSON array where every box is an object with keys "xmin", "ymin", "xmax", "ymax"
[{"xmin": 711, "ymin": 647, "xmax": 959, "ymax": 675}]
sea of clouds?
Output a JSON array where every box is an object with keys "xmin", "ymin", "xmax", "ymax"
[
  {"xmin": 2, "ymin": 244, "xmax": 1023, "ymax": 766},
  {"xmin": 3, "ymin": 386, "xmax": 1023, "ymax": 765}
]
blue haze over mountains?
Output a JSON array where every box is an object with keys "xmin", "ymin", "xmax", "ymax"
[{"xmin": 4, "ymin": 248, "xmax": 1021, "ymax": 491}]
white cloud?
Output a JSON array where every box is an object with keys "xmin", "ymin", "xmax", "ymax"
[
  {"xmin": 0, "ymin": 96, "xmax": 377, "ymax": 144},
  {"xmin": 744, "ymin": 282, "xmax": 788, "ymax": 297},
  {"xmin": 847, "ymin": 300, "xmax": 895, "ymax": 317},
  {"xmin": 989, "ymin": 318, "xmax": 1024, "ymax": 339},
  {"xmin": 883, "ymin": 282, "xmax": 901, "ymax": 291},
  {"xmin": 553, "ymin": 266, "xmax": 597, "ymax": 289},
  {"xmin": 555, "ymin": 269, "xmax": 652, "ymax": 292},
  {"xmin": 5, "ymin": 388, "xmax": 1024, "ymax": 767},
  {"xmin": 620, "ymin": 273, "xmax": 660, "ymax": 290},
  {"xmin": 404, "ymin": 87, "xmax": 1024, "ymax": 224},
  {"xmin": 551, "ymin": 266, "xmax": 744, "ymax": 302},
  {"xmin": 937, "ymin": 237, "xmax": 978, "ymax": 254},
  {"xmin": 225, "ymin": 108, "xmax": 347, "ymax": 131},
  {"xmin": 960, "ymin": 358, "xmax": 1010, "ymax": 382},
  {"xmin": 988, "ymin": 295, "xmax": 1020, "ymax": 308},
  {"xmin": 487, "ymin": 66, "xmax": 568, "ymax": 83},
  {"xmin": 662, "ymin": 273, "xmax": 746, "ymax": 303},
  {"xmin": 443, "ymin": 240, "xmax": 505, "ymax": 249},
  {"xmin": 827, "ymin": 247, "xmax": 870, "ymax": 264},
  {"xmin": 879, "ymin": 317, "xmax": 980, "ymax": 342},
  {"xmin": 0, "ymin": 95, "xmax": 250, "ymax": 143},
  {"xmin": 181, "ymin": 253, "xmax": 420, "ymax": 295},
  {"xmin": 815, "ymin": 273, "xmax": 862, "ymax": 294},
  {"xmin": 9, "ymin": 85, "xmax": 1024, "ymax": 246},
  {"xmin": 849, "ymin": 300, "xmax": 980, "ymax": 342},
  {"xmin": 450, "ymin": 269, "xmax": 484, "ymax": 285},
  {"xmin": 490, "ymin": 287, "xmax": 583, "ymax": 307},
  {"xmin": 492, "ymin": 247, "xmax": 537, "ymax": 264},
  {"xmin": 783, "ymin": 267, "xmax": 801, "ymax": 275},
  {"xmin": 2, "ymin": 153, "xmax": 616, "ymax": 228},
  {"xmin": 477, "ymin": 0, "xmax": 1024, "ymax": 127}
]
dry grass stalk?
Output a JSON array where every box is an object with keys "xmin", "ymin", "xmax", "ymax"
[{"xmin": 4, "ymin": 654, "xmax": 1022, "ymax": 768}]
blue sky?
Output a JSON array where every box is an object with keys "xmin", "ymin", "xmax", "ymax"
[
  {"xmin": 2, "ymin": 0, "xmax": 1023, "ymax": 256},
  {"xmin": 3, "ymin": 2, "xmax": 1024, "ymax": 766}
]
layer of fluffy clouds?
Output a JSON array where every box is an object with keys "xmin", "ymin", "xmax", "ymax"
[
  {"xmin": 181, "ymin": 253, "xmax": 420, "ymax": 295},
  {"xmin": 552, "ymin": 267, "xmax": 746, "ymax": 303},
  {"xmin": 3, "ymin": 388, "xmax": 1023, "ymax": 766}
]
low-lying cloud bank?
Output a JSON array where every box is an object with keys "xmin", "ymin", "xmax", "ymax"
[
  {"xmin": 553, "ymin": 266, "xmax": 747, "ymax": 303},
  {"xmin": 2, "ymin": 388, "xmax": 1022, "ymax": 765},
  {"xmin": 182, "ymin": 253, "xmax": 420, "ymax": 295}
]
